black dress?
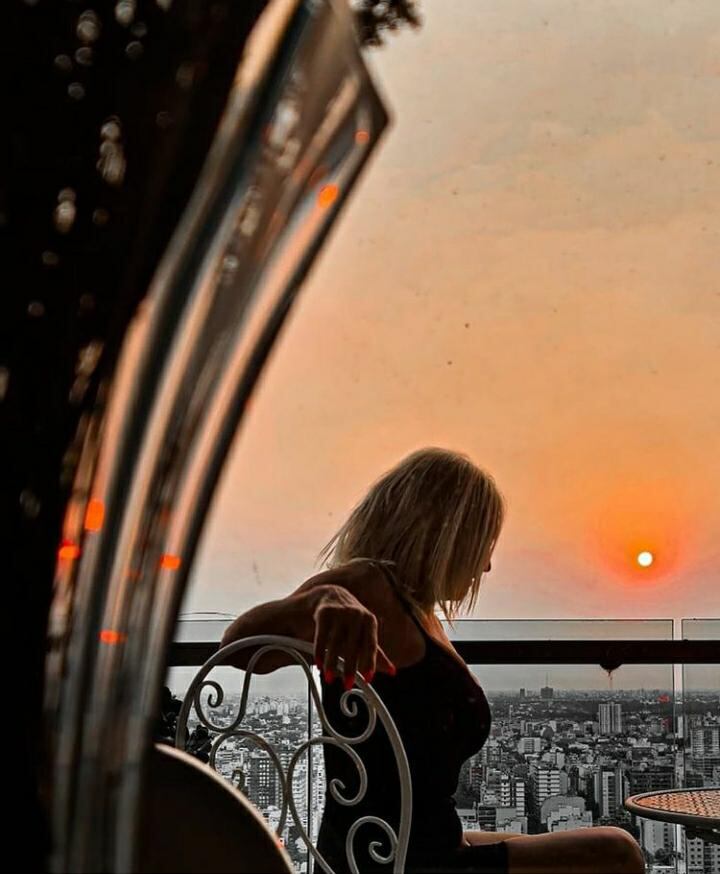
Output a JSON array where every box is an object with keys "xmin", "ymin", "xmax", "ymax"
[{"xmin": 317, "ymin": 568, "xmax": 509, "ymax": 873}]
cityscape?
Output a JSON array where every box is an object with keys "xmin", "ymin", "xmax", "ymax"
[{"xmin": 178, "ymin": 682, "xmax": 720, "ymax": 874}]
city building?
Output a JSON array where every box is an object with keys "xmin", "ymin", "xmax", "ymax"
[
  {"xmin": 594, "ymin": 764, "xmax": 627, "ymax": 820},
  {"xmin": 639, "ymin": 819, "xmax": 675, "ymax": 859},
  {"xmin": 627, "ymin": 765, "xmax": 674, "ymax": 795},
  {"xmin": 500, "ymin": 775, "xmax": 526, "ymax": 816},
  {"xmin": 476, "ymin": 805, "xmax": 498, "ymax": 831},
  {"xmin": 496, "ymin": 806, "xmax": 528, "ymax": 834},
  {"xmin": 197, "ymin": 686, "xmax": 719, "ymax": 874},
  {"xmin": 686, "ymin": 834, "xmax": 720, "ymax": 874},
  {"xmin": 518, "ymin": 737, "xmax": 544, "ymax": 755},
  {"xmin": 690, "ymin": 726, "xmax": 720, "ymax": 781},
  {"xmin": 530, "ymin": 764, "xmax": 561, "ymax": 815},
  {"xmin": 248, "ymin": 751, "xmax": 280, "ymax": 809},
  {"xmin": 541, "ymin": 796, "xmax": 593, "ymax": 832},
  {"xmin": 598, "ymin": 702, "xmax": 623, "ymax": 736}
]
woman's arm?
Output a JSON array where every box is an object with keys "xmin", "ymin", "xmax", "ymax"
[
  {"xmin": 220, "ymin": 568, "xmax": 395, "ymax": 683},
  {"xmin": 220, "ymin": 585, "xmax": 328, "ymax": 652}
]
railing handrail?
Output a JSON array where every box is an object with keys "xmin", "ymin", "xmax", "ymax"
[{"xmin": 168, "ymin": 638, "xmax": 719, "ymax": 668}]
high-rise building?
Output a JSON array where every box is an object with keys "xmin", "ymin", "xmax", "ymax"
[
  {"xmin": 627, "ymin": 765, "xmax": 674, "ymax": 795},
  {"xmin": 690, "ymin": 726, "xmax": 720, "ymax": 782},
  {"xmin": 686, "ymin": 834, "xmax": 720, "ymax": 874},
  {"xmin": 598, "ymin": 702, "xmax": 623, "ymax": 735},
  {"xmin": 530, "ymin": 764, "xmax": 561, "ymax": 814},
  {"xmin": 476, "ymin": 806, "xmax": 498, "ymax": 832},
  {"xmin": 540, "ymin": 686, "xmax": 554, "ymax": 700},
  {"xmin": 469, "ymin": 764, "xmax": 484, "ymax": 796},
  {"xmin": 690, "ymin": 726, "xmax": 720, "ymax": 757},
  {"xmin": 500, "ymin": 775, "xmax": 526, "ymax": 815},
  {"xmin": 248, "ymin": 751, "xmax": 279, "ymax": 809},
  {"xmin": 594, "ymin": 765, "xmax": 627, "ymax": 819},
  {"xmin": 638, "ymin": 820, "xmax": 674, "ymax": 859},
  {"xmin": 568, "ymin": 765, "xmax": 580, "ymax": 796}
]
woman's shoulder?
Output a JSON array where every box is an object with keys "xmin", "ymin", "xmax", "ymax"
[
  {"xmin": 296, "ymin": 559, "xmax": 392, "ymax": 609},
  {"xmin": 303, "ymin": 560, "xmax": 427, "ymax": 668}
]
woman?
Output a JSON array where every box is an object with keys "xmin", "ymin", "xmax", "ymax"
[{"xmin": 221, "ymin": 448, "xmax": 644, "ymax": 874}]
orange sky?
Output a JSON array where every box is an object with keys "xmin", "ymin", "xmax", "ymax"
[{"xmin": 185, "ymin": 0, "xmax": 720, "ymax": 623}]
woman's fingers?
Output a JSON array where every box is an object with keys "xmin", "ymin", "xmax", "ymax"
[
  {"xmin": 322, "ymin": 621, "xmax": 344, "ymax": 682},
  {"xmin": 313, "ymin": 616, "xmax": 329, "ymax": 672},
  {"xmin": 346, "ymin": 615, "xmax": 384, "ymax": 687},
  {"xmin": 341, "ymin": 621, "xmax": 362, "ymax": 690},
  {"xmin": 314, "ymin": 603, "xmax": 396, "ymax": 686}
]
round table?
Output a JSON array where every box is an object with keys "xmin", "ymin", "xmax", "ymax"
[{"xmin": 624, "ymin": 788, "xmax": 720, "ymax": 845}]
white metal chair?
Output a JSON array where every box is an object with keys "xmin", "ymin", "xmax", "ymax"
[{"xmin": 175, "ymin": 635, "xmax": 412, "ymax": 874}]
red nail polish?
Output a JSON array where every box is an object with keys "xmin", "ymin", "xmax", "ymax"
[
  {"xmin": 362, "ymin": 670, "xmax": 375, "ymax": 683},
  {"xmin": 344, "ymin": 675, "xmax": 354, "ymax": 691},
  {"xmin": 388, "ymin": 664, "xmax": 397, "ymax": 677},
  {"xmin": 324, "ymin": 669, "xmax": 334, "ymax": 684}
]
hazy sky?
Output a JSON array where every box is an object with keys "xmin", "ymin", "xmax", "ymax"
[{"xmin": 184, "ymin": 0, "xmax": 720, "ymax": 626}]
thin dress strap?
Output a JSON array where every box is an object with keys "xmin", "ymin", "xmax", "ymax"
[{"xmin": 372, "ymin": 561, "xmax": 430, "ymax": 639}]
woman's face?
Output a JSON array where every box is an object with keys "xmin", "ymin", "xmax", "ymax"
[
  {"xmin": 448, "ymin": 543, "xmax": 497, "ymax": 605},
  {"xmin": 480, "ymin": 542, "xmax": 496, "ymax": 577}
]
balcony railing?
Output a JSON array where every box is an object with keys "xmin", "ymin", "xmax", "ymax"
[{"xmin": 166, "ymin": 618, "xmax": 719, "ymax": 874}]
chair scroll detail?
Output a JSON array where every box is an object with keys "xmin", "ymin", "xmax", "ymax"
[{"xmin": 175, "ymin": 635, "xmax": 412, "ymax": 874}]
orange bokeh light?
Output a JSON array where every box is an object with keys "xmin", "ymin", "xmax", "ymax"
[
  {"xmin": 160, "ymin": 553, "xmax": 182, "ymax": 571},
  {"xmin": 58, "ymin": 540, "xmax": 81, "ymax": 560},
  {"xmin": 84, "ymin": 498, "xmax": 105, "ymax": 531},
  {"xmin": 99, "ymin": 629, "xmax": 127, "ymax": 645},
  {"xmin": 317, "ymin": 183, "xmax": 339, "ymax": 210},
  {"xmin": 355, "ymin": 129, "xmax": 370, "ymax": 145}
]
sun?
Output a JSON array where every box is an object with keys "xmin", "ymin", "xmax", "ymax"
[{"xmin": 636, "ymin": 550, "xmax": 654, "ymax": 568}]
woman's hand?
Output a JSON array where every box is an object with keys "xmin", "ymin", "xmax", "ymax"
[{"xmin": 312, "ymin": 585, "xmax": 396, "ymax": 689}]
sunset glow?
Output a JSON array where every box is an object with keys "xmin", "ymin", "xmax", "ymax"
[{"xmin": 187, "ymin": 0, "xmax": 720, "ymax": 623}]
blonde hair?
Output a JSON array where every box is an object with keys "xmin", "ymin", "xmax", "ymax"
[{"xmin": 319, "ymin": 448, "xmax": 505, "ymax": 618}]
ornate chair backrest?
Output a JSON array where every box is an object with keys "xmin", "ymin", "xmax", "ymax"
[{"xmin": 175, "ymin": 635, "xmax": 412, "ymax": 874}]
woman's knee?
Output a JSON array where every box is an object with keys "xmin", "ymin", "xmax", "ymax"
[{"xmin": 594, "ymin": 827, "xmax": 645, "ymax": 873}]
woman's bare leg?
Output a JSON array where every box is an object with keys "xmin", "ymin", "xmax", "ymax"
[
  {"xmin": 504, "ymin": 827, "xmax": 645, "ymax": 874},
  {"xmin": 465, "ymin": 831, "xmax": 524, "ymax": 846}
]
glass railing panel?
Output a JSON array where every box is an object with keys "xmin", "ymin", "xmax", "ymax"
[
  {"xmin": 682, "ymin": 619, "xmax": 720, "ymax": 640},
  {"xmin": 174, "ymin": 613, "xmax": 240, "ymax": 640},
  {"xmin": 449, "ymin": 620, "xmax": 679, "ymax": 874},
  {"xmin": 680, "ymin": 619, "xmax": 720, "ymax": 874},
  {"xmin": 450, "ymin": 618, "xmax": 674, "ymax": 640}
]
